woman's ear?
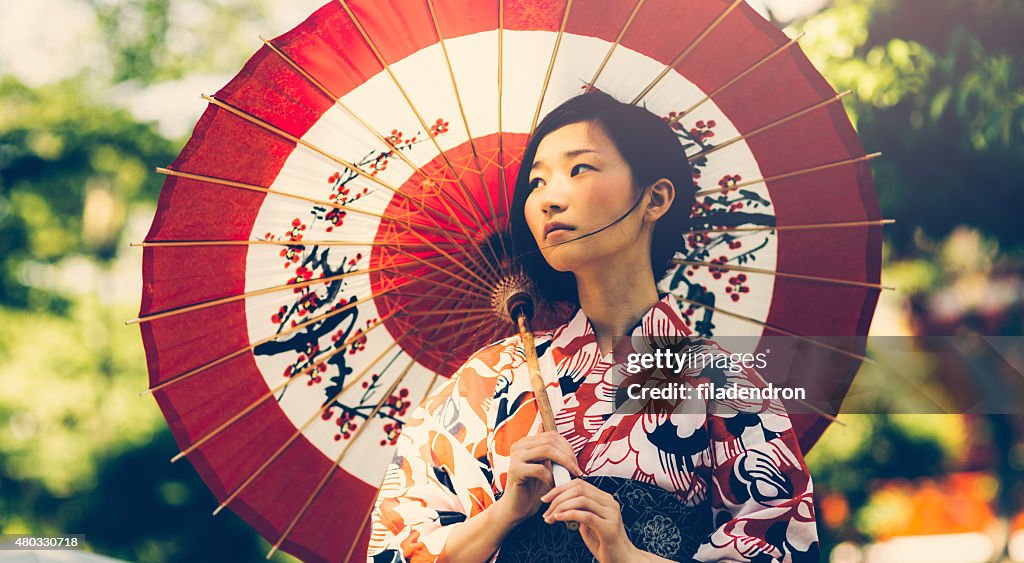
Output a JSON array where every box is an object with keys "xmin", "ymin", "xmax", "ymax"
[{"xmin": 645, "ymin": 178, "xmax": 675, "ymax": 222}]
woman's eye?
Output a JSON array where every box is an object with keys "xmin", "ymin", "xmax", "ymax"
[
  {"xmin": 571, "ymin": 164, "xmax": 593, "ymax": 176},
  {"xmin": 529, "ymin": 177, "xmax": 544, "ymax": 189}
]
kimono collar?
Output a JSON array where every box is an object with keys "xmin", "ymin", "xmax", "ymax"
[{"xmin": 550, "ymin": 293, "xmax": 694, "ymax": 362}]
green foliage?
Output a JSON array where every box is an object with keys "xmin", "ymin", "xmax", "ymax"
[
  {"xmin": 86, "ymin": 0, "xmax": 270, "ymax": 84},
  {"xmin": 796, "ymin": 0, "xmax": 1024, "ymax": 256},
  {"xmin": 0, "ymin": 77, "xmax": 175, "ymax": 308}
]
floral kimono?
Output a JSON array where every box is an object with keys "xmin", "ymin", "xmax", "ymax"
[{"xmin": 368, "ymin": 294, "xmax": 819, "ymax": 562}]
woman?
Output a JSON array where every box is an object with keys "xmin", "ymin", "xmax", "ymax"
[{"xmin": 368, "ymin": 92, "xmax": 819, "ymax": 562}]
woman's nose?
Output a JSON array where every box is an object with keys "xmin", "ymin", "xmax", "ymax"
[{"xmin": 539, "ymin": 175, "xmax": 569, "ymax": 214}]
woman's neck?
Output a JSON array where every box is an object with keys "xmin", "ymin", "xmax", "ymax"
[{"xmin": 575, "ymin": 263, "xmax": 660, "ymax": 357}]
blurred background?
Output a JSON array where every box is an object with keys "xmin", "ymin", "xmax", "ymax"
[{"xmin": 0, "ymin": 0, "xmax": 1021, "ymax": 561}]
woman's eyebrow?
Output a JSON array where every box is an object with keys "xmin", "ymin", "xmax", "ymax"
[
  {"xmin": 564, "ymin": 148, "xmax": 598, "ymax": 158},
  {"xmin": 531, "ymin": 148, "xmax": 599, "ymax": 171},
  {"xmin": 528, "ymin": 149, "xmax": 598, "ymax": 170}
]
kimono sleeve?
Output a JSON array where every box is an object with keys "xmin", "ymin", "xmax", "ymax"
[
  {"xmin": 692, "ymin": 343, "xmax": 820, "ymax": 563},
  {"xmin": 368, "ymin": 348, "xmax": 504, "ymax": 563}
]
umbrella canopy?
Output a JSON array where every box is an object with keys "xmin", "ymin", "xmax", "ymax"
[{"xmin": 136, "ymin": 0, "xmax": 883, "ymax": 560}]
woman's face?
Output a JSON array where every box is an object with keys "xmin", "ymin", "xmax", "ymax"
[{"xmin": 524, "ymin": 120, "xmax": 649, "ymax": 274}]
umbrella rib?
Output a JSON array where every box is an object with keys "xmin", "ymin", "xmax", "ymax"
[
  {"xmin": 336, "ymin": 1, "xmax": 499, "ymax": 246},
  {"xmin": 585, "ymin": 0, "xmax": 647, "ymax": 89},
  {"xmin": 388, "ymin": 245, "xmax": 494, "ymax": 295},
  {"xmin": 257, "ymin": 38, "xmax": 505, "ymax": 284},
  {"xmin": 173, "ymin": 320, "xmax": 403, "ymax": 463},
  {"xmin": 497, "ymin": 0, "xmax": 510, "ymax": 216},
  {"xmin": 338, "ymin": 339, "xmax": 464, "ymax": 563},
  {"xmin": 256, "ymin": 36, "xmax": 479, "ymax": 223},
  {"xmin": 176, "ymin": 302, "xmax": 481, "ymax": 466},
  {"xmin": 127, "ymin": 254, "xmax": 471, "ymax": 325},
  {"xmin": 364, "ymin": 262, "xmax": 494, "ymax": 301},
  {"xmin": 630, "ymin": 0, "xmax": 745, "ymax": 105},
  {"xmin": 671, "ymin": 259, "xmax": 894, "ymax": 290},
  {"xmin": 669, "ymin": 33, "xmax": 804, "ymax": 124},
  {"xmin": 339, "ymin": 294, "xmax": 487, "ymax": 560},
  {"xmin": 687, "ymin": 218, "xmax": 894, "ymax": 236},
  {"xmin": 268, "ymin": 315, "xmax": 476, "ymax": 559},
  {"xmin": 676, "ymin": 295, "xmax": 874, "ymax": 365},
  {"xmin": 265, "ymin": 315, "xmax": 484, "ymax": 558},
  {"xmin": 155, "ymin": 166, "xmax": 468, "ymax": 243},
  {"xmin": 131, "ymin": 240, "xmax": 463, "ymax": 251},
  {"xmin": 261, "ymin": 37, "xmax": 490, "ymax": 241},
  {"xmin": 424, "ymin": 0, "xmax": 503, "ymax": 245},
  {"xmin": 142, "ymin": 280, "xmax": 427, "ymax": 395},
  {"xmin": 214, "ymin": 330, "xmax": 412, "ymax": 521},
  {"xmin": 529, "ymin": 0, "xmax": 574, "ymax": 134},
  {"xmin": 532, "ymin": 220, "xmax": 892, "ymax": 252},
  {"xmin": 689, "ymin": 91, "xmax": 852, "ymax": 162},
  {"xmin": 201, "ymin": 94, "xmax": 502, "ymax": 288},
  {"xmin": 695, "ymin": 153, "xmax": 882, "ymax": 197}
]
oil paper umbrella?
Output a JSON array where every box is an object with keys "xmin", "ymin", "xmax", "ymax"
[{"xmin": 134, "ymin": 0, "xmax": 888, "ymax": 560}]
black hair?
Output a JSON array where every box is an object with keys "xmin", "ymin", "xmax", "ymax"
[{"xmin": 509, "ymin": 91, "xmax": 698, "ymax": 305}]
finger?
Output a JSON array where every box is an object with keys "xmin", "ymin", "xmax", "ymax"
[
  {"xmin": 547, "ymin": 488, "xmax": 617, "ymax": 521},
  {"xmin": 513, "ymin": 432, "xmax": 584, "ymax": 476},
  {"xmin": 539, "ymin": 480, "xmax": 588, "ymax": 513},
  {"xmin": 510, "ymin": 462, "xmax": 555, "ymax": 487},
  {"xmin": 540, "ymin": 432, "xmax": 582, "ymax": 471},
  {"xmin": 550, "ymin": 509, "xmax": 598, "ymax": 528},
  {"xmin": 543, "ymin": 496, "xmax": 597, "ymax": 521},
  {"xmin": 541, "ymin": 480, "xmax": 615, "ymax": 514},
  {"xmin": 509, "ymin": 433, "xmax": 551, "ymax": 452},
  {"xmin": 539, "ymin": 476, "xmax": 583, "ymax": 503},
  {"xmin": 518, "ymin": 445, "xmax": 583, "ymax": 476}
]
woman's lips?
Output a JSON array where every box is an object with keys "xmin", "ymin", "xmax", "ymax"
[{"xmin": 544, "ymin": 226, "xmax": 575, "ymax": 241}]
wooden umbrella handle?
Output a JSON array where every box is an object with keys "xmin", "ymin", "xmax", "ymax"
[{"xmin": 515, "ymin": 311, "xmax": 580, "ymax": 532}]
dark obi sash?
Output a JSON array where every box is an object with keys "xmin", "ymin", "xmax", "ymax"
[{"xmin": 495, "ymin": 476, "xmax": 712, "ymax": 563}]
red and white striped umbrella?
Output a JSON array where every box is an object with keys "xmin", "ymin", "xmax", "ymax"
[{"xmin": 135, "ymin": 0, "xmax": 885, "ymax": 560}]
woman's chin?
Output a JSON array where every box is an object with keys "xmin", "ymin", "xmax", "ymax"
[{"xmin": 539, "ymin": 249, "xmax": 583, "ymax": 273}]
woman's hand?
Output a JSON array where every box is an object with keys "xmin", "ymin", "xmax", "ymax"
[
  {"xmin": 540, "ymin": 479, "xmax": 639, "ymax": 563},
  {"xmin": 497, "ymin": 430, "xmax": 583, "ymax": 525}
]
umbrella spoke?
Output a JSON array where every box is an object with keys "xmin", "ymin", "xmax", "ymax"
[
  {"xmin": 630, "ymin": 0, "xmax": 745, "ymax": 104},
  {"xmin": 387, "ymin": 245, "xmax": 494, "ymax": 295},
  {"xmin": 424, "ymin": 0, "xmax": 503, "ymax": 257},
  {"xmin": 668, "ymin": 33, "xmax": 804, "ymax": 123},
  {"xmin": 142, "ymin": 281, "xmax": 419, "ymax": 395},
  {"xmin": 266, "ymin": 315, "xmax": 473, "ymax": 558},
  {"xmin": 258, "ymin": 38, "xmax": 506, "ymax": 284},
  {"xmin": 131, "ymin": 239, "xmax": 464, "ymax": 251},
  {"xmin": 174, "ymin": 299, "xmax": 482, "ymax": 467},
  {"xmin": 497, "ymin": 0, "xmax": 510, "ymax": 215},
  {"xmin": 530, "ymin": 0, "xmax": 574, "ymax": 134},
  {"xmin": 127, "ymin": 253, "xmax": 470, "ymax": 325},
  {"xmin": 337, "ymin": 343, "xmax": 462, "ymax": 563},
  {"xmin": 671, "ymin": 258, "xmax": 894, "ymax": 290},
  {"xmin": 171, "ymin": 322, "xmax": 403, "ymax": 463},
  {"xmin": 585, "ymin": 0, "xmax": 647, "ymax": 89},
  {"xmin": 376, "ymin": 265, "xmax": 494, "ymax": 301},
  {"xmin": 686, "ymin": 218, "xmax": 894, "ymax": 236},
  {"xmin": 695, "ymin": 153, "xmax": 882, "ymax": 197},
  {"xmin": 202, "ymin": 94, "xmax": 504, "ymax": 288},
  {"xmin": 155, "ymin": 166, "xmax": 469, "ymax": 243},
  {"xmin": 675, "ymin": 295, "xmax": 875, "ymax": 365},
  {"xmin": 336, "ymin": 1, "xmax": 501, "ymax": 249},
  {"xmin": 689, "ymin": 91, "xmax": 852, "ymax": 162},
  {"xmin": 214, "ymin": 342, "xmax": 412, "ymax": 521}
]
